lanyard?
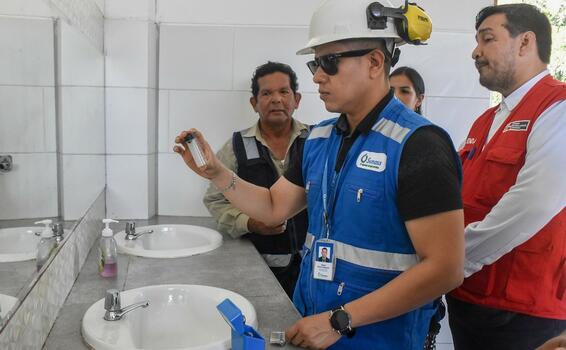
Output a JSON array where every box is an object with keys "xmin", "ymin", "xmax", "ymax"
[
  {"xmin": 322, "ymin": 158, "xmax": 331, "ymax": 239},
  {"xmin": 321, "ymin": 141, "xmax": 343, "ymax": 239}
]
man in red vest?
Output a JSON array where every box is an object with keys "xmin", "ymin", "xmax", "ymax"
[{"xmin": 447, "ymin": 4, "xmax": 566, "ymax": 349}]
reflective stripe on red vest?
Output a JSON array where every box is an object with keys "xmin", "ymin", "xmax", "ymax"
[{"xmin": 450, "ymin": 75, "xmax": 566, "ymax": 319}]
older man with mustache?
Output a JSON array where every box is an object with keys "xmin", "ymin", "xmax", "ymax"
[
  {"xmin": 446, "ymin": 4, "xmax": 566, "ymax": 350},
  {"xmin": 202, "ymin": 61, "xmax": 309, "ymax": 298}
]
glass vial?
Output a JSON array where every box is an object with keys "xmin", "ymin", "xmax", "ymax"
[{"xmin": 185, "ymin": 134, "xmax": 206, "ymax": 167}]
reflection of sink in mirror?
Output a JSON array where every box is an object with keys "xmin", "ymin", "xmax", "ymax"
[
  {"xmin": 0, "ymin": 294, "xmax": 18, "ymax": 319},
  {"xmin": 0, "ymin": 227, "xmax": 42, "ymax": 262},
  {"xmin": 114, "ymin": 225, "xmax": 222, "ymax": 258},
  {"xmin": 0, "ymin": 226, "xmax": 70, "ymax": 263},
  {"xmin": 82, "ymin": 284, "xmax": 256, "ymax": 350}
]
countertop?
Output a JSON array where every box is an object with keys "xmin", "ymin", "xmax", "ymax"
[{"xmin": 42, "ymin": 216, "xmax": 302, "ymax": 349}]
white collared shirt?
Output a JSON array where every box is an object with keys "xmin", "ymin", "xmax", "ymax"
[{"xmin": 464, "ymin": 70, "xmax": 566, "ymax": 276}]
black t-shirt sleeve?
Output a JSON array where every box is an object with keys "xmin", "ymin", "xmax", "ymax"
[
  {"xmin": 397, "ymin": 126, "xmax": 462, "ymax": 221},
  {"xmin": 284, "ymin": 150, "xmax": 305, "ymax": 188}
]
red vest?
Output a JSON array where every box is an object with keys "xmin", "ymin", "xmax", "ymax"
[{"xmin": 450, "ymin": 75, "xmax": 566, "ymax": 319}]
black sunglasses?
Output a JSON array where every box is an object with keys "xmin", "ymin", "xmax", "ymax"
[{"xmin": 306, "ymin": 49, "xmax": 375, "ymax": 75}]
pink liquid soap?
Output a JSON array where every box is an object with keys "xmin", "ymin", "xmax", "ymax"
[{"xmin": 100, "ymin": 262, "xmax": 117, "ymax": 277}]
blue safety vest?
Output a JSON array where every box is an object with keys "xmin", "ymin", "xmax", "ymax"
[{"xmin": 293, "ymin": 98, "xmax": 438, "ymax": 349}]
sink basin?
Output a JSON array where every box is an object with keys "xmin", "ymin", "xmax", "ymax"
[
  {"xmin": 0, "ymin": 226, "xmax": 70, "ymax": 262},
  {"xmin": 114, "ymin": 225, "xmax": 222, "ymax": 258},
  {"xmin": 0, "ymin": 294, "xmax": 18, "ymax": 319},
  {"xmin": 82, "ymin": 284, "xmax": 257, "ymax": 350},
  {"xmin": 0, "ymin": 226, "xmax": 43, "ymax": 262}
]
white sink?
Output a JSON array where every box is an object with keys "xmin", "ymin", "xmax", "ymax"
[
  {"xmin": 0, "ymin": 294, "xmax": 18, "ymax": 319},
  {"xmin": 0, "ymin": 226, "xmax": 70, "ymax": 262},
  {"xmin": 114, "ymin": 225, "xmax": 222, "ymax": 258},
  {"xmin": 0, "ymin": 226, "xmax": 42, "ymax": 262},
  {"xmin": 82, "ymin": 284, "xmax": 257, "ymax": 350}
]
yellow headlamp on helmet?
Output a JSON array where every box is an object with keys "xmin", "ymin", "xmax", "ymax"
[
  {"xmin": 398, "ymin": 2, "xmax": 432, "ymax": 44},
  {"xmin": 367, "ymin": 0, "xmax": 432, "ymax": 46}
]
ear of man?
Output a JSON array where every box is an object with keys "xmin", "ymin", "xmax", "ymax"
[
  {"xmin": 518, "ymin": 31, "xmax": 537, "ymax": 58},
  {"xmin": 367, "ymin": 49, "xmax": 387, "ymax": 81},
  {"xmin": 250, "ymin": 96, "xmax": 258, "ymax": 112}
]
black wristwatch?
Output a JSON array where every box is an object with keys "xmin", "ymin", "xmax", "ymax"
[{"xmin": 329, "ymin": 305, "xmax": 356, "ymax": 338}]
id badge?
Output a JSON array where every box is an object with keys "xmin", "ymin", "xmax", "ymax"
[{"xmin": 313, "ymin": 240, "xmax": 335, "ymax": 281}]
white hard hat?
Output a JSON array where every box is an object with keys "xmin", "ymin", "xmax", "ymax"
[{"xmin": 297, "ymin": 0, "xmax": 404, "ymax": 55}]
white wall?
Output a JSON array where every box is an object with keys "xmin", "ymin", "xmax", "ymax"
[
  {"xmin": 0, "ymin": 0, "xmax": 107, "ymax": 221},
  {"xmin": 104, "ymin": 0, "xmax": 158, "ymax": 219},
  {"xmin": 57, "ymin": 19, "xmax": 106, "ymax": 220},
  {"xmin": 0, "ymin": 16, "xmax": 58, "ymax": 220}
]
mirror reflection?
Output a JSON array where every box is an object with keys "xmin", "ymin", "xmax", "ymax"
[{"xmin": 0, "ymin": 10, "xmax": 105, "ymax": 323}]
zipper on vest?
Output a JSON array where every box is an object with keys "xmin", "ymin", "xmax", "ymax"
[
  {"xmin": 337, "ymin": 282, "xmax": 345, "ymax": 296},
  {"xmin": 356, "ymin": 188, "xmax": 363, "ymax": 203},
  {"xmin": 305, "ymin": 181, "xmax": 311, "ymax": 193}
]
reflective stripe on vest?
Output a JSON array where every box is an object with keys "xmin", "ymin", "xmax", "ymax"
[
  {"xmin": 304, "ymin": 233, "xmax": 419, "ymax": 272},
  {"xmin": 308, "ymin": 124, "xmax": 333, "ymax": 140},
  {"xmin": 372, "ymin": 117, "xmax": 411, "ymax": 143},
  {"xmin": 242, "ymin": 136, "xmax": 260, "ymax": 160}
]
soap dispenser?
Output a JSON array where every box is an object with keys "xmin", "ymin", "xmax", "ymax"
[
  {"xmin": 99, "ymin": 219, "xmax": 119, "ymax": 278},
  {"xmin": 35, "ymin": 219, "xmax": 55, "ymax": 272}
]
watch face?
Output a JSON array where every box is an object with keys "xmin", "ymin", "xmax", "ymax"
[{"xmin": 332, "ymin": 309, "xmax": 350, "ymax": 330}]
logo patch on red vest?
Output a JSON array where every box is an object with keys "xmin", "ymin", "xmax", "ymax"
[{"xmin": 503, "ymin": 120, "xmax": 530, "ymax": 132}]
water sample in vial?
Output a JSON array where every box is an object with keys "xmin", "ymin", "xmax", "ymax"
[{"xmin": 184, "ymin": 133, "xmax": 206, "ymax": 167}]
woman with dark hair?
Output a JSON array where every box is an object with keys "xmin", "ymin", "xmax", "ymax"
[{"xmin": 390, "ymin": 66, "xmax": 425, "ymax": 114}]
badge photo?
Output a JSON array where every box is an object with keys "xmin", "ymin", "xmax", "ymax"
[{"xmin": 313, "ymin": 240, "xmax": 335, "ymax": 281}]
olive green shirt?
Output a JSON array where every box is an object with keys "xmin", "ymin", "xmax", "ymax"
[{"xmin": 202, "ymin": 119, "xmax": 309, "ymax": 238}]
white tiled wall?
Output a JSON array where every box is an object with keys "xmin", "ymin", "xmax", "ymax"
[
  {"xmin": 105, "ymin": 0, "xmax": 155, "ymax": 20},
  {"xmin": 106, "ymin": 87, "xmax": 153, "ymax": 154},
  {"xmin": 106, "ymin": 155, "xmax": 154, "ymax": 219},
  {"xmin": 104, "ymin": 13, "xmax": 158, "ymax": 219},
  {"xmin": 156, "ymin": 0, "xmax": 320, "ymax": 26},
  {"xmin": 0, "ymin": 17, "xmax": 58, "ymax": 220},
  {"xmin": 105, "ymin": 20, "xmax": 156, "ymax": 88},
  {"xmin": 0, "ymin": 154, "xmax": 58, "ymax": 220},
  {"xmin": 59, "ymin": 86, "xmax": 105, "ymax": 154},
  {"xmin": 0, "ymin": 86, "xmax": 56, "ymax": 153},
  {"xmin": 57, "ymin": 20, "xmax": 106, "ymax": 221},
  {"xmin": 60, "ymin": 155, "xmax": 106, "ymax": 220},
  {"xmin": 232, "ymin": 27, "xmax": 316, "ymax": 92},
  {"xmin": 0, "ymin": 0, "xmax": 53, "ymax": 17},
  {"xmin": 59, "ymin": 20, "xmax": 104, "ymax": 87}
]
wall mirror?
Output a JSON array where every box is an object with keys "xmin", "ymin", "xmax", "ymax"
[{"xmin": 0, "ymin": 0, "xmax": 105, "ymax": 328}]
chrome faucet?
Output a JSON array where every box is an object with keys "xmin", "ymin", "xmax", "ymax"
[
  {"xmin": 124, "ymin": 222, "xmax": 153, "ymax": 240},
  {"xmin": 0, "ymin": 155, "xmax": 12, "ymax": 173},
  {"xmin": 52, "ymin": 223, "xmax": 64, "ymax": 244},
  {"xmin": 104, "ymin": 289, "xmax": 149, "ymax": 321}
]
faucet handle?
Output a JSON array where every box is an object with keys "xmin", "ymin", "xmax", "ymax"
[
  {"xmin": 105, "ymin": 289, "xmax": 121, "ymax": 311},
  {"xmin": 52, "ymin": 223, "xmax": 64, "ymax": 236},
  {"xmin": 125, "ymin": 222, "xmax": 136, "ymax": 235}
]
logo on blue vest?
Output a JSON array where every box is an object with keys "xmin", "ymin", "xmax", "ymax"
[{"xmin": 356, "ymin": 151, "xmax": 387, "ymax": 172}]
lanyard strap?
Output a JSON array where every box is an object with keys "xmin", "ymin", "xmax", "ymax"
[
  {"xmin": 321, "ymin": 143, "xmax": 343, "ymax": 239},
  {"xmin": 322, "ymin": 158, "xmax": 330, "ymax": 239}
]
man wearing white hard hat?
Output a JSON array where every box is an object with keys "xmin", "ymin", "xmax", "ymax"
[{"xmin": 174, "ymin": 0, "xmax": 465, "ymax": 349}]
